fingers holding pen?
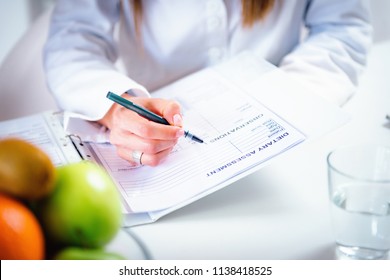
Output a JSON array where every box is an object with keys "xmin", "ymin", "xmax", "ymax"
[
  {"xmin": 128, "ymin": 117, "xmax": 184, "ymax": 140},
  {"xmin": 108, "ymin": 104, "xmax": 181, "ymax": 139},
  {"xmin": 161, "ymin": 100, "xmax": 184, "ymax": 127},
  {"xmin": 100, "ymin": 94, "xmax": 185, "ymax": 166},
  {"xmin": 139, "ymin": 97, "xmax": 183, "ymax": 126},
  {"xmin": 115, "ymin": 96, "xmax": 185, "ymax": 139}
]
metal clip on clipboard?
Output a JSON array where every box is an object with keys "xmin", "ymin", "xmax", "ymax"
[{"xmin": 68, "ymin": 134, "xmax": 95, "ymax": 161}]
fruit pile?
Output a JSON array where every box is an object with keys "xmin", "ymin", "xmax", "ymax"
[{"xmin": 0, "ymin": 138, "xmax": 124, "ymax": 260}]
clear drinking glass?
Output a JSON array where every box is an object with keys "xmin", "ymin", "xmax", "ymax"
[{"xmin": 327, "ymin": 145, "xmax": 390, "ymax": 260}]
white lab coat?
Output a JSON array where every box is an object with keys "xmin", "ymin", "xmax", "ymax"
[{"xmin": 44, "ymin": 0, "xmax": 372, "ymax": 121}]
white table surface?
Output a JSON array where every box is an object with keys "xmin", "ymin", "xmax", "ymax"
[{"xmin": 121, "ymin": 40, "xmax": 390, "ymax": 260}]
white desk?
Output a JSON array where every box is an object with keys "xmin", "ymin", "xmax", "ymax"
[{"xmin": 125, "ymin": 41, "xmax": 390, "ymax": 260}]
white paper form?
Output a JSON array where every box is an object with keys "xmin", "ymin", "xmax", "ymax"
[
  {"xmin": 0, "ymin": 112, "xmax": 80, "ymax": 166},
  {"xmin": 87, "ymin": 59, "xmax": 306, "ymax": 213}
]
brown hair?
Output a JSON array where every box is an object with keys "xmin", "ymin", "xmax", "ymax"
[
  {"xmin": 129, "ymin": 0, "xmax": 275, "ymax": 37},
  {"xmin": 241, "ymin": 0, "xmax": 275, "ymax": 27}
]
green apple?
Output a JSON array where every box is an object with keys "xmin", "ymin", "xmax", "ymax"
[
  {"xmin": 39, "ymin": 161, "xmax": 122, "ymax": 248},
  {"xmin": 54, "ymin": 247, "xmax": 126, "ymax": 260}
]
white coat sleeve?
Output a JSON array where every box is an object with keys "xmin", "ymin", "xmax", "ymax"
[
  {"xmin": 43, "ymin": 0, "xmax": 149, "ymax": 121},
  {"xmin": 279, "ymin": 0, "xmax": 372, "ymax": 106}
]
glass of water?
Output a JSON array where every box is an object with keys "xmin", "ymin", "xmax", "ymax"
[{"xmin": 327, "ymin": 145, "xmax": 390, "ymax": 260}]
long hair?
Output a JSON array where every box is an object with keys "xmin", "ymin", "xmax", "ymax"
[{"xmin": 128, "ymin": 0, "xmax": 275, "ymax": 37}]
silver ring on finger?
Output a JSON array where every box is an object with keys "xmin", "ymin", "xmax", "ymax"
[{"xmin": 131, "ymin": 150, "xmax": 144, "ymax": 166}]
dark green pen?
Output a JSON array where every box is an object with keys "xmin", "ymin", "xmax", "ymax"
[{"xmin": 106, "ymin": 91, "xmax": 204, "ymax": 144}]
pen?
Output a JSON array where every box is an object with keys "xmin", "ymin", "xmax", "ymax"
[{"xmin": 106, "ymin": 91, "xmax": 204, "ymax": 143}]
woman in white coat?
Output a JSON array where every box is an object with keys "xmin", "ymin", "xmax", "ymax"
[{"xmin": 44, "ymin": 0, "xmax": 372, "ymax": 166}]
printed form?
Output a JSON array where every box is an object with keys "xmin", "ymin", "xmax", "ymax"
[{"xmin": 87, "ymin": 54, "xmax": 306, "ymax": 214}]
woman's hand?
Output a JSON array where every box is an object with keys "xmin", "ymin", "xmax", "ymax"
[{"xmin": 99, "ymin": 94, "xmax": 184, "ymax": 167}]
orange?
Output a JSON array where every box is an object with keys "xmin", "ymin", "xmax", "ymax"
[{"xmin": 0, "ymin": 194, "xmax": 45, "ymax": 260}]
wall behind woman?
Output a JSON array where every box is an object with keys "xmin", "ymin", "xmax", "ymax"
[
  {"xmin": 0, "ymin": 0, "xmax": 55, "ymax": 65},
  {"xmin": 370, "ymin": 0, "xmax": 390, "ymax": 42}
]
